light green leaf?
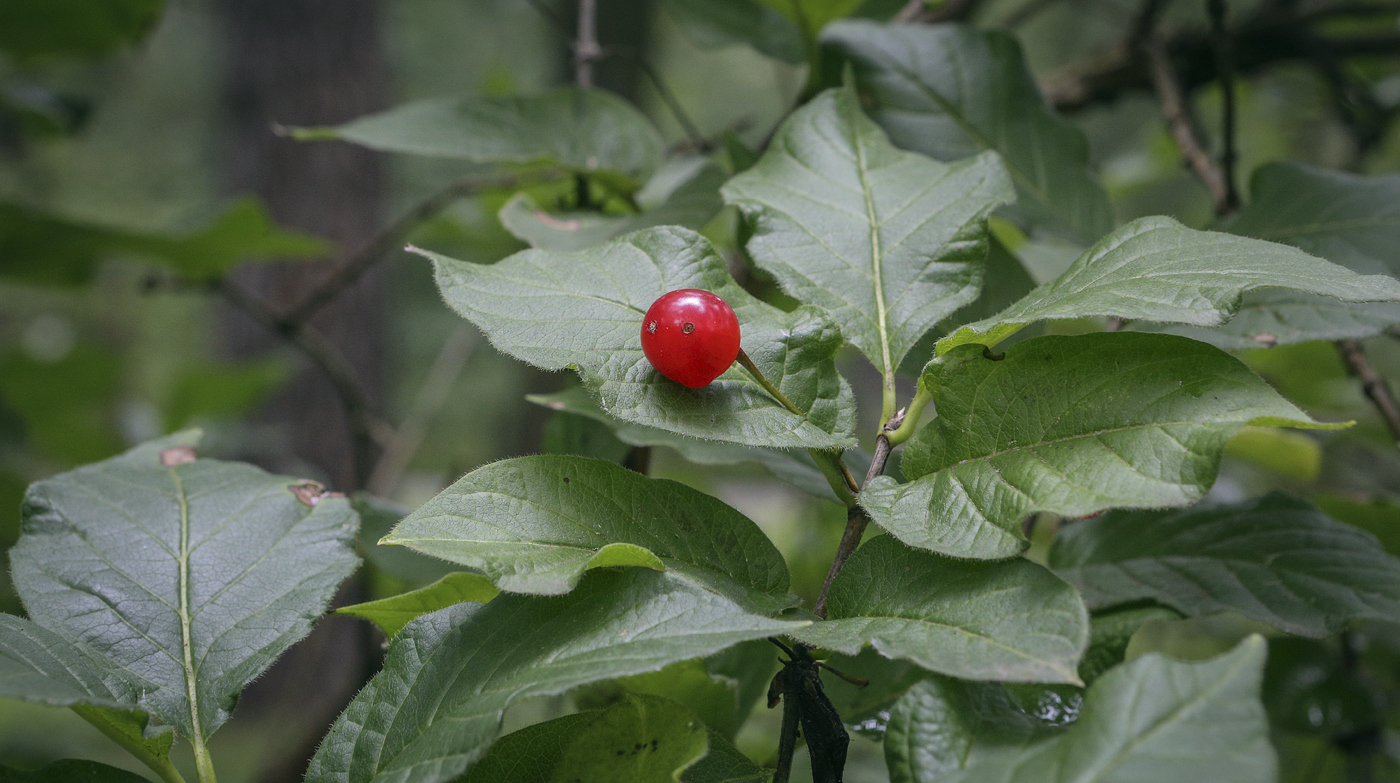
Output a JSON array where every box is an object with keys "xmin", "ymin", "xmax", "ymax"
[
  {"xmin": 938, "ymin": 216, "xmax": 1400, "ymax": 355},
  {"xmin": 862, "ymin": 333, "xmax": 1335, "ymax": 561},
  {"xmin": 303, "ymin": 569, "xmax": 808, "ymax": 783},
  {"xmin": 296, "ymin": 87, "xmax": 663, "ymax": 187},
  {"xmin": 793, "ymin": 536, "xmax": 1089, "ymax": 684},
  {"xmin": 528, "ymin": 386, "xmax": 860, "ymax": 502},
  {"xmin": 1136, "ymin": 290, "xmax": 1400, "ymax": 350},
  {"xmin": 884, "ymin": 636, "xmax": 1274, "ymax": 783},
  {"xmin": 1049, "ymin": 492, "xmax": 1400, "ymax": 637},
  {"xmin": 0, "ymin": 0, "xmax": 164, "ymax": 62},
  {"xmin": 0, "ymin": 197, "xmax": 329, "ymax": 287},
  {"xmin": 822, "ymin": 21, "xmax": 1113, "ymax": 242},
  {"xmin": 10, "ymin": 431, "xmax": 360, "ymax": 740},
  {"xmin": 383, "ymin": 455, "xmax": 794, "ymax": 613},
  {"xmin": 0, "ymin": 759, "xmax": 154, "ymax": 783},
  {"xmin": 0, "ymin": 613, "xmax": 134, "ymax": 709},
  {"xmin": 423, "ymin": 226, "xmax": 856, "ymax": 450},
  {"xmin": 661, "ymin": 0, "xmax": 804, "ymax": 64},
  {"xmin": 722, "ymin": 84, "xmax": 1014, "ymax": 380},
  {"xmin": 1223, "ymin": 161, "xmax": 1400, "ymax": 276},
  {"xmin": 619, "ymin": 659, "xmax": 747, "ymax": 739},
  {"xmin": 500, "ymin": 159, "xmax": 726, "ymax": 252},
  {"xmin": 335, "ymin": 572, "xmax": 500, "ymax": 638}
]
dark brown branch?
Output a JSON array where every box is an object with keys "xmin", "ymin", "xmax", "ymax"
[
  {"xmin": 1147, "ymin": 39, "xmax": 1234, "ymax": 215},
  {"xmin": 283, "ymin": 172, "xmax": 547, "ymax": 327},
  {"xmin": 1209, "ymin": 0, "xmax": 1242, "ymax": 212},
  {"xmin": 215, "ymin": 278, "xmax": 390, "ymax": 487},
  {"xmin": 813, "ymin": 407, "xmax": 908, "ymax": 618},
  {"xmin": 575, "ymin": 0, "xmax": 601, "ymax": 88},
  {"xmin": 1336, "ymin": 339, "xmax": 1400, "ymax": 443}
]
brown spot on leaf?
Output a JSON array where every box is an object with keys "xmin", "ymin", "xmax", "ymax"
[
  {"xmin": 160, "ymin": 446, "xmax": 197, "ymax": 467},
  {"xmin": 1252, "ymin": 333, "xmax": 1278, "ymax": 348},
  {"xmin": 290, "ymin": 482, "xmax": 341, "ymax": 507},
  {"xmin": 533, "ymin": 211, "xmax": 582, "ymax": 231}
]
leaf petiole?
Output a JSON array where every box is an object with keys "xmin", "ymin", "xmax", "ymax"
[{"xmin": 735, "ymin": 347, "xmax": 803, "ymax": 416}]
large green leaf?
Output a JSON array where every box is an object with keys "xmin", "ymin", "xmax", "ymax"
[
  {"xmin": 883, "ymin": 636, "xmax": 1274, "ymax": 783},
  {"xmin": 1138, "ymin": 289, "xmax": 1400, "ymax": 350},
  {"xmin": 1049, "ymin": 493, "xmax": 1400, "ymax": 637},
  {"xmin": 0, "ymin": 759, "xmax": 154, "ymax": 783},
  {"xmin": 793, "ymin": 536, "xmax": 1088, "ymax": 684},
  {"xmin": 1223, "ymin": 161, "xmax": 1400, "ymax": 276},
  {"xmin": 423, "ymin": 226, "xmax": 856, "ymax": 450},
  {"xmin": 0, "ymin": 613, "xmax": 133, "ymax": 709},
  {"xmin": 0, "ymin": 0, "xmax": 164, "ymax": 62},
  {"xmin": 0, "ymin": 197, "xmax": 329, "ymax": 287},
  {"xmin": 661, "ymin": 0, "xmax": 805, "ymax": 64},
  {"xmin": 335, "ymin": 572, "xmax": 500, "ymax": 638},
  {"xmin": 500, "ymin": 159, "xmax": 726, "ymax": 252},
  {"xmin": 822, "ymin": 21, "xmax": 1113, "ymax": 242},
  {"xmin": 861, "ymin": 333, "xmax": 1333, "ymax": 560},
  {"xmin": 9, "ymin": 432, "xmax": 360, "ymax": 740},
  {"xmin": 937, "ymin": 216, "xmax": 1400, "ymax": 355},
  {"xmin": 295, "ymin": 87, "xmax": 663, "ymax": 187},
  {"xmin": 382, "ymin": 455, "xmax": 793, "ymax": 613},
  {"xmin": 722, "ymin": 84, "xmax": 1013, "ymax": 380},
  {"xmin": 303, "ymin": 569, "xmax": 806, "ymax": 783}
]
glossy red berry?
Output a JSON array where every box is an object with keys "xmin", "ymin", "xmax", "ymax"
[{"xmin": 641, "ymin": 289, "xmax": 741, "ymax": 388}]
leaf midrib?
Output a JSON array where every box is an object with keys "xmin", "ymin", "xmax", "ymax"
[{"xmin": 170, "ymin": 466, "xmax": 206, "ymax": 742}]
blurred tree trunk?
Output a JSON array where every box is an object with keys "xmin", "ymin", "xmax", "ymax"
[{"xmin": 217, "ymin": 1, "xmax": 388, "ymax": 781}]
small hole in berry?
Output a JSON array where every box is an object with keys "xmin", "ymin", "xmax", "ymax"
[
  {"xmin": 682, "ymin": 322, "xmax": 695, "ymax": 334},
  {"xmin": 647, "ymin": 321, "xmax": 657, "ymax": 334}
]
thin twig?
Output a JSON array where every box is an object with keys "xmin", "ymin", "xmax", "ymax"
[
  {"xmin": 1208, "ymin": 0, "xmax": 1242, "ymax": 213},
  {"xmin": 284, "ymin": 171, "xmax": 550, "ymax": 327},
  {"xmin": 814, "ymin": 407, "xmax": 907, "ymax": 618},
  {"xmin": 366, "ymin": 324, "xmax": 477, "ymax": 496},
  {"xmin": 215, "ymin": 279, "xmax": 390, "ymax": 488},
  {"xmin": 575, "ymin": 0, "xmax": 601, "ymax": 88},
  {"xmin": 607, "ymin": 49, "xmax": 708, "ymax": 151},
  {"xmin": 894, "ymin": 0, "xmax": 929, "ymax": 22},
  {"xmin": 1336, "ymin": 339, "xmax": 1400, "ymax": 444},
  {"xmin": 1147, "ymin": 38, "xmax": 1234, "ymax": 215}
]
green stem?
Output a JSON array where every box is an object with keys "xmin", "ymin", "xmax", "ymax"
[
  {"xmin": 192, "ymin": 737, "xmax": 218, "ymax": 783},
  {"xmin": 885, "ymin": 385, "xmax": 933, "ymax": 446},
  {"xmin": 810, "ymin": 449, "xmax": 858, "ymax": 506},
  {"xmin": 71, "ymin": 705, "xmax": 188, "ymax": 783},
  {"xmin": 735, "ymin": 348, "xmax": 803, "ymax": 416}
]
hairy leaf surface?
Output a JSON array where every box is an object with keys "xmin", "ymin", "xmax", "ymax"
[
  {"xmin": 793, "ymin": 536, "xmax": 1088, "ymax": 683},
  {"xmin": 304, "ymin": 569, "xmax": 806, "ymax": 783},
  {"xmin": 938, "ymin": 217, "xmax": 1400, "ymax": 354},
  {"xmin": 383, "ymin": 455, "xmax": 793, "ymax": 612},
  {"xmin": 723, "ymin": 85, "xmax": 1013, "ymax": 376},
  {"xmin": 336, "ymin": 573, "xmax": 499, "ymax": 638},
  {"xmin": 1050, "ymin": 493, "xmax": 1400, "ymax": 637},
  {"xmin": 10, "ymin": 432, "xmax": 360, "ymax": 739},
  {"xmin": 883, "ymin": 636, "xmax": 1274, "ymax": 783},
  {"xmin": 862, "ymin": 333, "xmax": 1334, "ymax": 560},
  {"xmin": 424, "ymin": 226, "xmax": 856, "ymax": 450},
  {"xmin": 822, "ymin": 21, "xmax": 1113, "ymax": 241}
]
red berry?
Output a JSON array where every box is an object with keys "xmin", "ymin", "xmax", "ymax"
[{"xmin": 640, "ymin": 289, "xmax": 741, "ymax": 388}]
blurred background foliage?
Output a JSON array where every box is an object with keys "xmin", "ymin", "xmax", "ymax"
[{"xmin": 2, "ymin": 0, "xmax": 1400, "ymax": 781}]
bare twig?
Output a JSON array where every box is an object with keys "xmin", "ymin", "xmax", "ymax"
[
  {"xmin": 1208, "ymin": 0, "xmax": 1242, "ymax": 213},
  {"xmin": 1147, "ymin": 39, "xmax": 1234, "ymax": 215},
  {"xmin": 575, "ymin": 0, "xmax": 601, "ymax": 88},
  {"xmin": 814, "ymin": 407, "xmax": 908, "ymax": 618},
  {"xmin": 1337, "ymin": 339, "xmax": 1400, "ymax": 444},
  {"xmin": 284, "ymin": 171, "xmax": 550, "ymax": 327},
  {"xmin": 366, "ymin": 324, "xmax": 477, "ymax": 496},
  {"xmin": 214, "ymin": 279, "xmax": 391, "ymax": 487}
]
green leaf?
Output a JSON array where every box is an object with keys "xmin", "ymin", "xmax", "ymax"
[
  {"xmin": 0, "ymin": 759, "xmax": 154, "ymax": 783},
  {"xmin": 938, "ymin": 216, "xmax": 1400, "ymax": 355},
  {"xmin": 1315, "ymin": 494, "xmax": 1400, "ymax": 557},
  {"xmin": 423, "ymin": 226, "xmax": 856, "ymax": 450},
  {"xmin": 0, "ymin": 0, "xmax": 164, "ymax": 62},
  {"xmin": 1077, "ymin": 606, "xmax": 1179, "ymax": 685},
  {"xmin": 462, "ymin": 696, "xmax": 765, "ymax": 783},
  {"xmin": 336, "ymin": 572, "xmax": 500, "ymax": 638},
  {"xmin": 296, "ymin": 87, "xmax": 663, "ymax": 187},
  {"xmin": 862, "ymin": 333, "xmax": 1334, "ymax": 561},
  {"xmin": 10, "ymin": 431, "xmax": 361, "ymax": 740},
  {"xmin": 355, "ymin": 494, "xmax": 460, "ymax": 587},
  {"xmin": 883, "ymin": 636, "xmax": 1274, "ymax": 783},
  {"xmin": 1223, "ymin": 161, "xmax": 1400, "ymax": 277},
  {"xmin": 0, "ymin": 197, "xmax": 328, "ymax": 287},
  {"xmin": 822, "ymin": 21, "xmax": 1113, "ymax": 242},
  {"xmin": 0, "ymin": 613, "xmax": 133, "ymax": 709},
  {"xmin": 1263, "ymin": 637, "xmax": 1383, "ymax": 738},
  {"xmin": 304, "ymin": 569, "xmax": 807, "ymax": 783},
  {"xmin": 793, "ymin": 536, "xmax": 1088, "ymax": 684},
  {"xmin": 1049, "ymin": 492, "xmax": 1400, "ymax": 637},
  {"xmin": 661, "ymin": 0, "xmax": 805, "ymax": 64},
  {"xmin": 500, "ymin": 159, "xmax": 726, "ymax": 252},
  {"xmin": 722, "ymin": 84, "xmax": 1013, "ymax": 381},
  {"xmin": 383, "ymin": 455, "xmax": 794, "ymax": 613},
  {"xmin": 528, "ymin": 386, "xmax": 858, "ymax": 502},
  {"xmin": 618, "ymin": 659, "xmax": 748, "ymax": 739},
  {"xmin": 1137, "ymin": 290, "xmax": 1400, "ymax": 350},
  {"xmin": 756, "ymin": 0, "xmax": 864, "ymax": 35}
]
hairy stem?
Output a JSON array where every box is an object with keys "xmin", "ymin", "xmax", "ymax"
[
  {"xmin": 71, "ymin": 706, "xmax": 188, "ymax": 783},
  {"xmin": 735, "ymin": 347, "xmax": 804, "ymax": 416}
]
